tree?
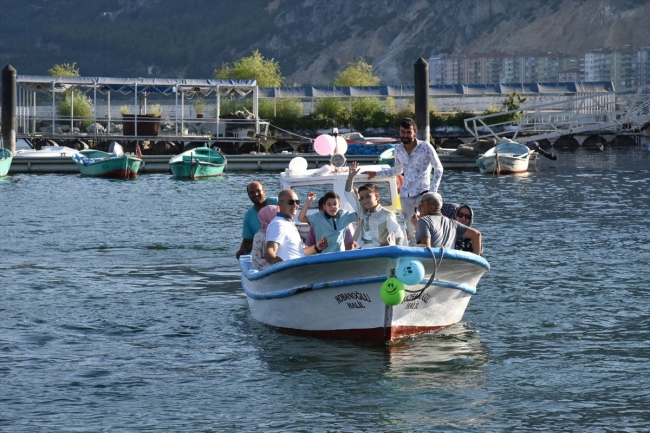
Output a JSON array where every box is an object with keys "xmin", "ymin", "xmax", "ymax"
[
  {"xmin": 214, "ymin": 50, "xmax": 283, "ymax": 88},
  {"xmin": 332, "ymin": 59, "xmax": 380, "ymax": 87},
  {"xmin": 47, "ymin": 62, "xmax": 80, "ymax": 76}
]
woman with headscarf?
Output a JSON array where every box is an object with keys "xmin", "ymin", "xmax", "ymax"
[
  {"xmin": 251, "ymin": 205, "xmax": 280, "ymax": 271},
  {"xmin": 454, "ymin": 205, "xmax": 478, "ymax": 254}
]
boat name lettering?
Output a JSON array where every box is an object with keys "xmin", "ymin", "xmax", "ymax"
[
  {"xmin": 403, "ymin": 293, "xmax": 422, "ymax": 303},
  {"xmin": 335, "ymin": 292, "xmax": 371, "ymax": 304},
  {"xmin": 420, "ymin": 293, "xmax": 431, "ymax": 303},
  {"xmin": 405, "ymin": 302, "xmax": 419, "ymax": 309},
  {"xmin": 346, "ymin": 301, "xmax": 366, "ymax": 309}
]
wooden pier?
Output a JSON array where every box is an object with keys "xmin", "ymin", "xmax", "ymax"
[{"xmin": 7, "ymin": 152, "xmax": 477, "ymax": 174}]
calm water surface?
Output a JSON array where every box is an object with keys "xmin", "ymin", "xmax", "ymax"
[{"xmin": 1, "ymin": 148, "xmax": 649, "ymax": 432}]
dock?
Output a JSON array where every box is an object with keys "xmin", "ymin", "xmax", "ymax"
[{"xmin": 7, "ymin": 153, "xmax": 477, "ymax": 174}]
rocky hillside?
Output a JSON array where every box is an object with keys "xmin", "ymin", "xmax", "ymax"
[{"xmin": 2, "ymin": 0, "xmax": 649, "ymax": 85}]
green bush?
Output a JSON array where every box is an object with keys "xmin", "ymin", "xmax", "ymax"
[
  {"xmin": 350, "ymin": 97, "xmax": 384, "ymax": 130},
  {"xmin": 56, "ymin": 91, "xmax": 94, "ymax": 120}
]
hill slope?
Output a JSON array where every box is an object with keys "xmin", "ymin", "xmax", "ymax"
[{"xmin": 1, "ymin": 0, "xmax": 649, "ymax": 85}]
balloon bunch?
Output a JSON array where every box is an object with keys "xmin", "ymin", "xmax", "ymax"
[
  {"xmin": 314, "ymin": 134, "xmax": 348, "ymax": 156},
  {"xmin": 379, "ymin": 260, "xmax": 426, "ymax": 306}
]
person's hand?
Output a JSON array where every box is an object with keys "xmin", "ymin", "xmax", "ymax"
[
  {"xmin": 348, "ymin": 161, "xmax": 361, "ymax": 178},
  {"xmin": 306, "ymin": 191, "xmax": 316, "ymax": 204},
  {"xmin": 365, "ymin": 170, "xmax": 377, "ymax": 179},
  {"xmin": 235, "ymin": 247, "xmax": 245, "ymax": 259},
  {"xmin": 317, "ymin": 237, "xmax": 328, "ymax": 250}
]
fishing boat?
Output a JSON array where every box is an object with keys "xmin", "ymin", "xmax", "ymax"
[
  {"xmin": 239, "ymin": 160, "xmax": 490, "ymax": 343},
  {"xmin": 476, "ymin": 139, "xmax": 533, "ymax": 175},
  {"xmin": 0, "ymin": 148, "xmax": 12, "ymax": 177},
  {"xmin": 169, "ymin": 145, "xmax": 227, "ymax": 179},
  {"xmin": 72, "ymin": 143, "xmax": 141, "ymax": 179}
]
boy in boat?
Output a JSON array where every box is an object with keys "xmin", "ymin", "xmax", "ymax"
[
  {"xmin": 304, "ymin": 196, "xmax": 356, "ymax": 251},
  {"xmin": 344, "ymin": 161, "xmax": 404, "ymax": 248},
  {"xmin": 298, "ymin": 191, "xmax": 358, "ymax": 253}
]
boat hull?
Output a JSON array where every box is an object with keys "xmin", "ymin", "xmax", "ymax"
[
  {"xmin": 169, "ymin": 147, "xmax": 227, "ymax": 179},
  {"xmin": 476, "ymin": 154, "xmax": 529, "ymax": 174},
  {"xmin": 74, "ymin": 155, "xmax": 141, "ymax": 179},
  {"xmin": 241, "ymin": 246, "xmax": 489, "ymax": 343},
  {"xmin": 0, "ymin": 149, "xmax": 12, "ymax": 177},
  {"xmin": 170, "ymin": 161, "xmax": 225, "ymax": 179},
  {"xmin": 476, "ymin": 139, "xmax": 531, "ymax": 175}
]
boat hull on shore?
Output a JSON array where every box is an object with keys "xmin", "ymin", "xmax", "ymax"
[{"xmin": 240, "ymin": 246, "xmax": 490, "ymax": 343}]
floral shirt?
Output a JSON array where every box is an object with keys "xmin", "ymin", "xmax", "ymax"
[
  {"xmin": 375, "ymin": 139, "xmax": 443, "ymax": 197},
  {"xmin": 251, "ymin": 231, "xmax": 270, "ymax": 271}
]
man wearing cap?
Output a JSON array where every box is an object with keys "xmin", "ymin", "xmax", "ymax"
[
  {"xmin": 413, "ymin": 192, "xmax": 482, "ymax": 253},
  {"xmin": 363, "ymin": 117, "xmax": 443, "ymax": 246}
]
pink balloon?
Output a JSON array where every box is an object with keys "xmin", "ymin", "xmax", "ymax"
[{"xmin": 314, "ymin": 134, "xmax": 336, "ymax": 156}]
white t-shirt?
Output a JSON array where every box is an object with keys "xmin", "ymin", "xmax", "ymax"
[{"xmin": 265, "ymin": 215, "xmax": 305, "ymax": 261}]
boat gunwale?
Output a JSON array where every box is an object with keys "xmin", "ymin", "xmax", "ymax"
[{"xmin": 240, "ymin": 246, "xmax": 490, "ymax": 281}]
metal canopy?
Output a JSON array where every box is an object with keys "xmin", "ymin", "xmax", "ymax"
[
  {"xmin": 257, "ymin": 82, "xmax": 615, "ymax": 98},
  {"xmin": 16, "ymin": 75, "xmax": 257, "ymax": 97}
]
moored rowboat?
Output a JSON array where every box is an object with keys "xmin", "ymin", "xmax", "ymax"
[
  {"xmin": 169, "ymin": 146, "xmax": 226, "ymax": 179},
  {"xmin": 72, "ymin": 143, "xmax": 141, "ymax": 179},
  {"xmin": 0, "ymin": 148, "xmax": 12, "ymax": 177},
  {"xmin": 476, "ymin": 139, "xmax": 533, "ymax": 175}
]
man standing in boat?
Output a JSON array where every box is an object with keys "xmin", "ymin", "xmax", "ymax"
[
  {"xmin": 236, "ymin": 181, "xmax": 278, "ymax": 259},
  {"xmin": 364, "ymin": 118, "xmax": 443, "ymax": 246}
]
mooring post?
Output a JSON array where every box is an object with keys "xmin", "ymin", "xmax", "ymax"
[
  {"xmin": 414, "ymin": 57, "xmax": 430, "ymax": 143},
  {"xmin": 2, "ymin": 64, "xmax": 17, "ymax": 154}
]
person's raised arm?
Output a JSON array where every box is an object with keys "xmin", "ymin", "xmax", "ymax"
[
  {"xmin": 345, "ymin": 162, "xmax": 361, "ymax": 192},
  {"xmin": 264, "ymin": 241, "xmax": 283, "ymax": 264},
  {"xmin": 298, "ymin": 192, "xmax": 316, "ymax": 224},
  {"xmin": 463, "ymin": 228, "xmax": 482, "ymax": 255}
]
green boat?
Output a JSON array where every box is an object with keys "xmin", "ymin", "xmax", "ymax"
[
  {"xmin": 72, "ymin": 144, "xmax": 141, "ymax": 179},
  {"xmin": 378, "ymin": 147, "xmax": 395, "ymax": 167},
  {"xmin": 0, "ymin": 148, "xmax": 13, "ymax": 177},
  {"xmin": 169, "ymin": 146, "xmax": 227, "ymax": 179}
]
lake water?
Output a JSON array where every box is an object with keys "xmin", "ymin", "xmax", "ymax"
[{"xmin": 1, "ymin": 148, "xmax": 650, "ymax": 431}]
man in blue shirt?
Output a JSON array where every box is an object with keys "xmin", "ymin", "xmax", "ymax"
[{"xmin": 236, "ymin": 181, "xmax": 279, "ymax": 259}]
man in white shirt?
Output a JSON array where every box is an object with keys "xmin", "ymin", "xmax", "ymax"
[
  {"xmin": 264, "ymin": 189, "xmax": 327, "ymax": 264},
  {"xmin": 364, "ymin": 118, "xmax": 443, "ymax": 245}
]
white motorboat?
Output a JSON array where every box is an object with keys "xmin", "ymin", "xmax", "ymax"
[
  {"xmin": 14, "ymin": 146, "xmax": 80, "ymax": 158},
  {"xmin": 476, "ymin": 139, "xmax": 533, "ymax": 175},
  {"xmin": 239, "ymin": 159, "xmax": 490, "ymax": 343}
]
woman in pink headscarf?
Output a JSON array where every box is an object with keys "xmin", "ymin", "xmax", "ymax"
[{"xmin": 251, "ymin": 205, "xmax": 280, "ymax": 271}]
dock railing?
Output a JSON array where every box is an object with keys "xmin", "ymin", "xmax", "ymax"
[{"xmin": 464, "ymin": 84, "xmax": 650, "ymax": 144}]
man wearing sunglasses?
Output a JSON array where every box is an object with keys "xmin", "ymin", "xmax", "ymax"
[
  {"xmin": 413, "ymin": 192, "xmax": 482, "ymax": 254},
  {"xmin": 264, "ymin": 189, "xmax": 328, "ymax": 265}
]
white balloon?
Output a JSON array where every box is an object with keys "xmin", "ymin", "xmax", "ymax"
[
  {"xmin": 334, "ymin": 136, "xmax": 348, "ymax": 155},
  {"xmin": 288, "ymin": 156, "xmax": 308, "ymax": 173}
]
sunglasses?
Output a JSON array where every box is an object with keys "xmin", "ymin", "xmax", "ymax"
[
  {"xmin": 283, "ymin": 199, "xmax": 300, "ymax": 206},
  {"xmin": 457, "ymin": 212, "xmax": 471, "ymax": 219}
]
